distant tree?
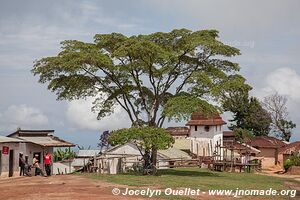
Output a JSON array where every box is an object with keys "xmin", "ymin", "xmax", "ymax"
[
  {"xmin": 233, "ymin": 128, "xmax": 253, "ymax": 143},
  {"xmin": 98, "ymin": 130, "xmax": 111, "ymax": 152},
  {"xmin": 32, "ymin": 28, "xmax": 249, "ymax": 174},
  {"xmin": 263, "ymin": 93, "xmax": 296, "ymax": 141},
  {"xmin": 108, "ymin": 127, "xmax": 174, "ymax": 174},
  {"xmin": 223, "ymin": 90, "xmax": 272, "ymax": 136}
]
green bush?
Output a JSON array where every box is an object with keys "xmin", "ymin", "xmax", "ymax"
[
  {"xmin": 284, "ymin": 153, "xmax": 300, "ymax": 171},
  {"xmin": 289, "ymin": 153, "xmax": 300, "ymax": 166},
  {"xmin": 284, "ymin": 159, "xmax": 293, "ymax": 171}
]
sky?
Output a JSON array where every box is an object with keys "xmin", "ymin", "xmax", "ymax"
[{"xmin": 0, "ymin": 0, "xmax": 300, "ymax": 148}]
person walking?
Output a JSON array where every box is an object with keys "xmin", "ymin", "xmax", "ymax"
[
  {"xmin": 44, "ymin": 151, "xmax": 52, "ymax": 176},
  {"xmin": 19, "ymin": 152, "xmax": 25, "ymax": 176}
]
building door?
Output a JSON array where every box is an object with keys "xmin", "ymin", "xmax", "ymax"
[
  {"xmin": 0, "ymin": 150, "xmax": 2, "ymax": 176},
  {"xmin": 9, "ymin": 150, "xmax": 14, "ymax": 177}
]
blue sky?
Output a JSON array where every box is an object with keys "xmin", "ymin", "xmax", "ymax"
[{"xmin": 0, "ymin": 0, "xmax": 300, "ymax": 148}]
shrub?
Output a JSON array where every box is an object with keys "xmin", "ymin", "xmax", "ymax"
[
  {"xmin": 284, "ymin": 153, "xmax": 300, "ymax": 171},
  {"xmin": 284, "ymin": 159, "xmax": 293, "ymax": 171}
]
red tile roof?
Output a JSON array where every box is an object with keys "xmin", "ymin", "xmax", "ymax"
[
  {"xmin": 186, "ymin": 113, "xmax": 226, "ymax": 126},
  {"xmin": 166, "ymin": 127, "xmax": 190, "ymax": 136},
  {"xmin": 223, "ymin": 131, "xmax": 234, "ymax": 137},
  {"xmin": 245, "ymin": 136, "xmax": 286, "ymax": 148},
  {"xmin": 279, "ymin": 141, "xmax": 300, "ymax": 154}
]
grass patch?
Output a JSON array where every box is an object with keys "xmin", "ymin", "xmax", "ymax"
[
  {"xmin": 84, "ymin": 168, "xmax": 299, "ymax": 199},
  {"xmin": 87, "ymin": 168, "xmax": 296, "ymax": 191}
]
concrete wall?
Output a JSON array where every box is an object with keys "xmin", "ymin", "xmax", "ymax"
[
  {"xmin": 0, "ymin": 142, "xmax": 53, "ymax": 178},
  {"xmin": 189, "ymin": 125, "xmax": 223, "ymax": 158},
  {"xmin": 53, "ymin": 162, "xmax": 74, "ymax": 175},
  {"xmin": 257, "ymin": 147, "xmax": 278, "ymax": 169},
  {"xmin": 19, "ymin": 143, "xmax": 53, "ymax": 167},
  {"xmin": 0, "ymin": 142, "xmax": 21, "ymax": 178}
]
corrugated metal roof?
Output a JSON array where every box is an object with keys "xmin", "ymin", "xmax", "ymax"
[
  {"xmin": 18, "ymin": 136, "xmax": 75, "ymax": 147},
  {"xmin": 72, "ymin": 158, "xmax": 86, "ymax": 167},
  {"xmin": 173, "ymin": 138, "xmax": 190, "ymax": 150},
  {"xmin": 158, "ymin": 148, "xmax": 191, "ymax": 159},
  {"xmin": 0, "ymin": 136, "xmax": 24, "ymax": 143},
  {"xmin": 77, "ymin": 150, "xmax": 100, "ymax": 157}
]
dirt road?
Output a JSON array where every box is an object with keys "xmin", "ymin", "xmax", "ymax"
[{"xmin": 0, "ymin": 175, "xmax": 144, "ymax": 200}]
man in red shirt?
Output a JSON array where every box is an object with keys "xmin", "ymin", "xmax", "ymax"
[{"xmin": 44, "ymin": 151, "xmax": 52, "ymax": 176}]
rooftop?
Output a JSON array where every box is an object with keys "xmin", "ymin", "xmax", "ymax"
[
  {"xmin": 245, "ymin": 136, "xmax": 286, "ymax": 148},
  {"xmin": 7, "ymin": 129, "xmax": 54, "ymax": 137},
  {"xmin": 279, "ymin": 141, "xmax": 300, "ymax": 154},
  {"xmin": 186, "ymin": 112, "xmax": 226, "ymax": 126},
  {"xmin": 0, "ymin": 136, "xmax": 24, "ymax": 143},
  {"xmin": 166, "ymin": 127, "xmax": 190, "ymax": 136},
  {"xmin": 158, "ymin": 147, "xmax": 191, "ymax": 159},
  {"xmin": 223, "ymin": 131, "xmax": 234, "ymax": 137},
  {"xmin": 77, "ymin": 150, "xmax": 100, "ymax": 157},
  {"xmin": 7, "ymin": 129, "xmax": 75, "ymax": 147}
]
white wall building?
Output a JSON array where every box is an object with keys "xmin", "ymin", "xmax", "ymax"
[{"xmin": 186, "ymin": 113, "xmax": 225, "ymax": 159}]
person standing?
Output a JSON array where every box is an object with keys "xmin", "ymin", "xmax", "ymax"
[
  {"xmin": 33, "ymin": 154, "xmax": 45, "ymax": 176},
  {"xmin": 44, "ymin": 151, "xmax": 52, "ymax": 176},
  {"xmin": 19, "ymin": 152, "xmax": 25, "ymax": 176},
  {"xmin": 24, "ymin": 155, "xmax": 31, "ymax": 176}
]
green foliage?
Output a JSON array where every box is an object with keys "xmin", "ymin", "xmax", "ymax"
[
  {"xmin": 284, "ymin": 159, "xmax": 293, "ymax": 171},
  {"xmin": 284, "ymin": 153, "xmax": 300, "ymax": 171},
  {"xmin": 277, "ymin": 120, "xmax": 296, "ymax": 142},
  {"xmin": 224, "ymin": 91, "xmax": 272, "ymax": 136},
  {"xmin": 32, "ymin": 28, "xmax": 248, "ymax": 128},
  {"xmin": 233, "ymin": 128, "xmax": 253, "ymax": 143},
  {"xmin": 53, "ymin": 148, "xmax": 75, "ymax": 162},
  {"xmin": 163, "ymin": 94, "xmax": 218, "ymax": 122},
  {"xmin": 108, "ymin": 127, "xmax": 174, "ymax": 151}
]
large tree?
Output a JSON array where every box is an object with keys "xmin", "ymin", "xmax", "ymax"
[
  {"xmin": 223, "ymin": 89, "xmax": 272, "ymax": 136},
  {"xmin": 32, "ymin": 29, "xmax": 248, "ymax": 174},
  {"xmin": 263, "ymin": 93, "xmax": 296, "ymax": 141}
]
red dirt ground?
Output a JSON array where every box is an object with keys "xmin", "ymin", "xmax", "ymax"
[
  {"xmin": 0, "ymin": 175, "xmax": 145, "ymax": 200},
  {"xmin": 0, "ymin": 174, "xmax": 297, "ymax": 200}
]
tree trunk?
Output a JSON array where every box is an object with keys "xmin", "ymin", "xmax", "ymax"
[{"xmin": 151, "ymin": 146, "xmax": 158, "ymax": 175}]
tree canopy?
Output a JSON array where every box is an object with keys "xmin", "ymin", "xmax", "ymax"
[
  {"xmin": 32, "ymin": 28, "xmax": 250, "ymax": 174},
  {"xmin": 32, "ymin": 28, "xmax": 248, "ymax": 128},
  {"xmin": 223, "ymin": 90, "xmax": 272, "ymax": 136}
]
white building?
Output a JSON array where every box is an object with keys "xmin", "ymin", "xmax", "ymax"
[{"xmin": 186, "ymin": 113, "xmax": 225, "ymax": 159}]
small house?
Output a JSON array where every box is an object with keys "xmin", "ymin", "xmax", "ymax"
[
  {"xmin": 246, "ymin": 136, "xmax": 286, "ymax": 169},
  {"xmin": 0, "ymin": 129, "xmax": 75, "ymax": 177},
  {"xmin": 278, "ymin": 141, "xmax": 300, "ymax": 168},
  {"xmin": 0, "ymin": 136, "xmax": 24, "ymax": 177}
]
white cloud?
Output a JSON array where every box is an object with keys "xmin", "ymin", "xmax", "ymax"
[
  {"xmin": 259, "ymin": 68, "xmax": 300, "ymax": 100},
  {"xmin": 0, "ymin": 104, "xmax": 49, "ymax": 131},
  {"xmin": 66, "ymin": 97, "xmax": 130, "ymax": 131},
  {"xmin": 255, "ymin": 67, "xmax": 300, "ymax": 141}
]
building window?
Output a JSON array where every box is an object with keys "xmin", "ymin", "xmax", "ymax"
[
  {"xmin": 204, "ymin": 126, "xmax": 209, "ymax": 132},
  {"xmin": 215, "ymin": 126, "xmax": 217, "ymax": 131},
  {"xmin": 195, "ymin": 126, "xmax": 197, "ymax": 131}
]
